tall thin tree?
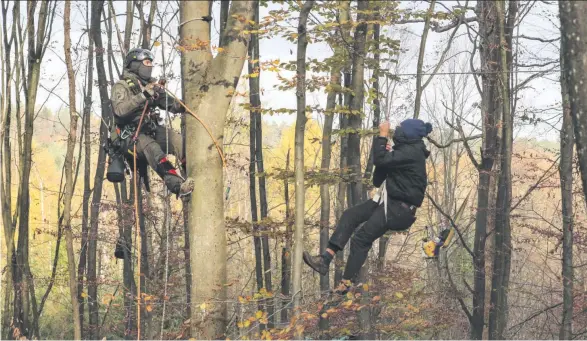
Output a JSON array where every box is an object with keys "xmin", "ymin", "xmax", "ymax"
[
  {"xmin": 292, "ymin": 1, "xmax": 315, "ymax": 338},
  {"xmin": 62, "ymin": 1, "xmax": 83, "ymax": 338}
]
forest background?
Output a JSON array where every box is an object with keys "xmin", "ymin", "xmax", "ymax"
[{"xmin": 1, "ymin": 0, "xmax": 584, "ymax": 340}]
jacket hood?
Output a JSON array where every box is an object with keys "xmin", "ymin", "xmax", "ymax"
[{"xmin": 393, "ymin": 127, "xmax": 430, "ymax": 158}]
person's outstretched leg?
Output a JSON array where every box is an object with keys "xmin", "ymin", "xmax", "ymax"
[
  {"xmin": 341, "ymin": 204, "xmax": 389, "ymax": 284},
  {"xmin": 136, "ymin": 132, "xmax": 193, "ymax": 196},
  {"xmin": 342, "ymin": 200, "xmax": 416, "ymax": 284},
  {"xmin": 303, "ymin": 200, "xmax": 378, "ymax": 275}
]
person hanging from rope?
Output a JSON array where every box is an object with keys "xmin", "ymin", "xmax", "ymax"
[
  {"xmin": 108, "ymin": 47, "xmax": 194, "ymax": 197},
  {"xmin": 303, "ymin": 119, "xmax": 432, "ymax": 292}
]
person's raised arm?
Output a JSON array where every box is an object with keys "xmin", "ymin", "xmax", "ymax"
[{"xmin": 373, "ymin": 122, "xmax": 410, "ymax": 168}]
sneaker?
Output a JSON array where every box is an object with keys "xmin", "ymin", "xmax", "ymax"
[
  {"xmin": 178, "ymin": 177, "xmax": 195, "ymax": 197},
  {"xmin": 303, "ymin": 251, "xmax": 329, "ymax": 276}
]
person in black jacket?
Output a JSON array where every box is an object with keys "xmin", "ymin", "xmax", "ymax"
[{"xmin": 303, "ymin": 118, "xmax": 432, "ymax": 288}]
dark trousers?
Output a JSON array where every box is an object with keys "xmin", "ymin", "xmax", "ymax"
[
  {"xmin": 135, "ymin": 125, "xmax": 184, "ymax": 193},
  {"xmin": 328, "ymin": 198, "xmax": 416, "ymax": 283}
]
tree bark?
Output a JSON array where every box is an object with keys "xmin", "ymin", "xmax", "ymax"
[
  {"xmin": 78, "ymin": 3, "xmax": 94, "ymax": 334},
  {"xmin": 559, "ymin": 38, "xmax": 574, "ymax": 341},
  {"xmin": 471, "ymin": 1, "xmax": 501, "ymax": 338},
  {"xmin": 560, "ymin": 2, "xmax": 587, "ymax": 222},
  {"xmin": 137, "ymin": 0, "xmax": 156, "ymax": 49},
  {"xmin": 488, "ymin": 1, "xmax": 516, "ymax": 339},
  {"xmin": 248, "ymin": 0, "xmax": 264, "ymax": 305},
  {"xmin": 63, "ymin": 1, "xmax": 82, "ymax": 338},
  {"xmin": 347, "ymin": 0, "xmax": 369, "ymax": 206},
  {"xmin": 319, "ymin": 63, "xmax": 339, "ymax": 295},
  {"xmin": 292, "ymin": 1, "xmax": 315, "ymax": 338},
  {"xmin": 219, "ymin": 0, "xmax": 230, "ymax": 47},
  {"xmin": 14, "ymin": 1, "xmax": 51, "ymax": 337},
  {"xmin": 0, "ymin": 1, "xmax": 16, "ymax": 337},
  {"xmin": 281, "ymin": 149, "xmax": 292, "ymax": 324},
  {"xmin": 89, "ymin": 1, "xmax": 113, "ymax": 338},
  {"xmin": 413, "ymin": 0, "xmax": 436, "ymax": 119},
  {"xmin": 249, "ymin": 1, "xmax": 274, "ymax": 327},
  {"xmin": 334, "ymin": 1, "xmax": 351, "ymax": 285},
  {"xmin": 180, "ymin": 1, "xmax": 254, "ymax": 337},
  {"xmin": 123, "ymin": 0, "xmax": 133, "ymax": 56}
]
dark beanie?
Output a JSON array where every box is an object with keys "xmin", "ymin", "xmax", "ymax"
[{"xmin": 399, "ymin": 119, "xmax": 433, "ymax": 139}]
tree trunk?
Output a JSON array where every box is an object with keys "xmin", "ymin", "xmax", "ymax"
[
  {"xmin": 317, "ymin": 59, "xmax": 338, "ymax": 332},
  {"xmin": 63, "ymin": 1, "xmax": 82, "ymax": 338},
  {"xmin": 488, "ymin": 1, "xmax": 516, "ymax": 339},
  {"xmin": 413, "ymin": 0, "xmax": 436, "ymax": 119},
  {"xmin": 123, "ymin": 0, "xmax": 133, "ymax": 56},
  {"xmin": 347, "ymin": 0, "xmax": 369, "ymax": 206},
  {"xmin": 471, "ymin": 1, "xmax": 500, "ymax": 338},
  {"xmin": 138, "ymin": 0, "xmax": 156, "ymax": 49},
  {"xmin": 180, "ymin": 1, "xmax": 254, "ymax": 337},
  {"xmin": 335, "ymin": 112, "xmax": 347, "ymax": 285},
  {"xmin": 334, "ymin": 1, "xmax": 351, "ymax": 285},
  {"xmin": 560, "ymin": 2, "xmax": 587, "ymax": 219},
  {"xmin": 559, "ymin": 40, "xmax": 574, "ymax": 341},
  {"xmin": 281, "ymin": 149, "xmax": 292, "ymax": 324},
  {"xmin": 249, "ymin": 1, "xmax": 275, "ymax": 326},
  {"xmin": 319, "ymin": 67, "xmax": 338, "ymax": 293},
  {"xmin": 78, "ymin": 4, "xmax": 94, "ymax": 334},
  {"xmin": 219, "ymin": 0, "xmax": 230, "ymax": 47},
  {"xmin": 14, "ymin": 1, "xmax": 51, "ymax": 337},
  {"xmin": 89, "ymin": 1, "xmax": 113, "ymax": 338},
  {"xmin": 247, "ymin": 0, "xmax": 264, "ymax": 302},
  {"xmin": 292, "ymin": 2, "xmax": 315, "ymax": 338},
  {"xmin": 0, "ymin": 2, "xmax": 16, "ymax": 337}
]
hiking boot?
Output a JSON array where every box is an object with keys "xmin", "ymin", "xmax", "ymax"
[
  {"xmin": 303, "ymin": 251, "xmax": 329, "ymax": 276},
  {"xmin": 178, "ymin": 177, "xmax": 195, "ymax": 197}
]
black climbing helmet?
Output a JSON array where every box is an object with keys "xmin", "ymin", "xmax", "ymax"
[{"xmin": 124, "ymin": 48, "xmax": 155, "ymax": 68}]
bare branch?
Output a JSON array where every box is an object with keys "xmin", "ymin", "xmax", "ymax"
[
  {"xmin": 514, "ymin": 66, "xmax": 558, "ymax": 92},
  {"xmin": 431, "ymin": 16, "xmax": 478, "ymax": 33},
  {"xmin": 515, "ymin": 60, "xmax": 558, "ymax": 68},
  {"xmin": 441, "ymin": 257, "xmax": 473, "ymax": 322},
  {"xmin": 441, "ymin": 102, "xmax": 481, "ymax": 169},
  {"xmin": 426, "ymin": 194, "xmax": 474, "ymax": 258},
  {"xmin": 510, "ymin": 156, "xmax": 560, "ymax": 212},
  {"xmin": 427, "ymin": 134, "xmax": 482, "ymax": 149},
  {"xmin": 515, "ymin": 34, "xmax": 559, "ymax": 43}
]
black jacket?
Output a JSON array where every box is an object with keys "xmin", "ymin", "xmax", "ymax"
[{"xmin": 372, "ymin": 130, "xmax": 430, "ymax": 207}]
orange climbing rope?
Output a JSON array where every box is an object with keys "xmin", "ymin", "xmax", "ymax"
[{"xmin": 163, "ymin": 89, "xmax": 227, "ymax": 168}]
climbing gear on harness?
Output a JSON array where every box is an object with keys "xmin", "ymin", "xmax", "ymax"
[{"xmin": 105, "ymin": 128, "xmax": 133, "ymax": 183}]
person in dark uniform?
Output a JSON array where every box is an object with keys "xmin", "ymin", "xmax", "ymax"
[
  {"xmin": 303, "ymin": 119, "xmax": 432, "ymax": 290},
  {"xmin": 110, "ymin": 47, "xmax": 194, "ymax": 197}
]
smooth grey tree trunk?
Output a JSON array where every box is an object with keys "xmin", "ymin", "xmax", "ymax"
[{"xmin": 292, "ymin": 1, "xmax": 315, "ymax": 338}]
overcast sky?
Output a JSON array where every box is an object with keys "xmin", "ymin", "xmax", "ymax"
[{"xmin": 5, "ymin": 0, "xmax": 562, "ymax": 141}]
